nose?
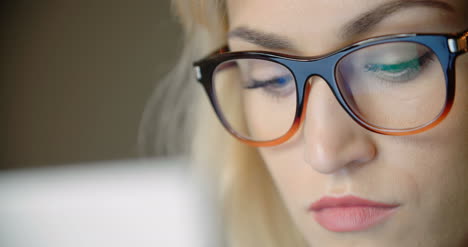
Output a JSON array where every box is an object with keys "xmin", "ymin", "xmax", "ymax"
[{"xmin": 301, "ymin": 77, "xmax": 376, "ymax": 174}]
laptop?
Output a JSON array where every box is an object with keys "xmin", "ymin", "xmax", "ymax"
[{"xmin": 0, "ymin": 158, "xmax": 223, "ymax": 247}]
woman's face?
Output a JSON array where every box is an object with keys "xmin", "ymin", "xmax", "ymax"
[{"xmin": 226, "ymin": 0, "xmax": 468, "ymax": 246}]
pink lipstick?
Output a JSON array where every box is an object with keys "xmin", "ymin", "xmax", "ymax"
[{"xmin": 309, "ymin": 195, "xmax": 399, "ymax": 232}]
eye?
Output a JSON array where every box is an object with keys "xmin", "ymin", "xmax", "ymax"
[
  {"xmin": 235, "ymin": 59, "xmax": 296, "ymax": 98},
  {"xmin": 364, "ymin": 51, "xmax": 435, "ymax": 83},
  {"xmin": 245, "ymin": 74, "xmax": 296, "ymax": 98}
]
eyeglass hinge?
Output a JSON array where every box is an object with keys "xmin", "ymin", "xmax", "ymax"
[
  {"xmin": 448, "ymin": 35, "xmax": 468, "ymax": 54},
  {"xmin": 448, "ymin": 38, "xmax": 459, "ymax": 53},
  {"xmin": 194, "ymin": 66, "xmax": 202, "ymax": 80}
]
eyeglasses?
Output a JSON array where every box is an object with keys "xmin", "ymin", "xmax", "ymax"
[{"xmin": 193, "ymin": 30, "xmax": 468, "ymax": 147}]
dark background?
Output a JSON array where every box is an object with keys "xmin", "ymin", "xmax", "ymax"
[{"xmin": 1, "ymin": 0, "xmax": 181, "ymax": 169}]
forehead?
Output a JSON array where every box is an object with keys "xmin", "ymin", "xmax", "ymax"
[
  {"xmin": 227, "ymin": 0, "xmax": 371, "ymax": 26},
  {"xmin": 226, "ymin": 0, "xmax": 361, "ymax": 40}
]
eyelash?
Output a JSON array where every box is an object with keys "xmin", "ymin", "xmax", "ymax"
[
  {"xmin": 245, "ymin": 74, "xmax": 296, "ymax": 99},
  {"xmin": 365, "ymin": 52, "xmax": 435, "ymax": 83}
]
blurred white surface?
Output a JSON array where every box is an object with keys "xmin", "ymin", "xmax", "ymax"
[{"xmin": 0, "ymin": 158, "xmax": 221, "ymax": 247}]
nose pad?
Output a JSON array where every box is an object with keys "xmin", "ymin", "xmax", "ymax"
[{"xmin": 301, "ymin": 76, "xmax": 376, "ymax": 174}]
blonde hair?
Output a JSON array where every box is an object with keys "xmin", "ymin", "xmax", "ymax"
[{"xmin": 140, "ymin": 0, "xmax": 307, "ymax": 246}]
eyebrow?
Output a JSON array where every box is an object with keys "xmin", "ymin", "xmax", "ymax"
[
  {"xmin": 228, "ymin": 27, "xmax": 295, "ymax": 50},
  {"xmin": 228, "ymin": 0, "xmax": 455, "ymax": 50},
  {"xmin": 343, "ymin": 0, "xmax": 454, "ymax": 38}
]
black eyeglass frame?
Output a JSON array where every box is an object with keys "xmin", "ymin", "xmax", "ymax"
[{"xmin": 193, "ymin": 30, "xmax": 468, "ymax": 147}]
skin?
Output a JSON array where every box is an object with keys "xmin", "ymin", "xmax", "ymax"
[{"xmin": 226, "ymin": 0, "xmax": 468, "ymax": 246}]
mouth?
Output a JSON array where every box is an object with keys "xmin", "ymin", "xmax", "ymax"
[{"xmin": 309, "ymin": 195, "xmax": 399, "ymax": 232}]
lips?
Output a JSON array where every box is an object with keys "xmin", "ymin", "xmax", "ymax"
[{"xmin": 309, "ymin": 195, "xmax": 399, "ymax": 232}]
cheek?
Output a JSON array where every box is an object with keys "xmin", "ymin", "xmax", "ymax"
[
  {"xmin": 402, "ymin": 144, "xmax": 468, "ymax": 241},
  {"xmin": 257, "ymin": 144, "xmax": 321, "ymax": 209}
]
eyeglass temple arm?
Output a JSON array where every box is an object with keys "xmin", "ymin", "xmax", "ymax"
[{"xmin": 449, "ymin": 30, "xmax": 468, "ymax": 54}]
